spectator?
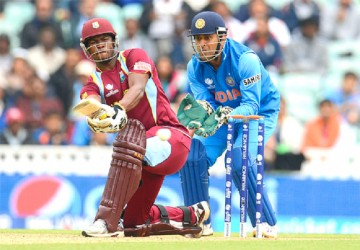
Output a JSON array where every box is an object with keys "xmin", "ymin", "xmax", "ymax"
[
  {"xmin": 139, "ymin": 0, "xmax": 194, "ymax": 57},
  {"xmin": 211, "ymin": 1, "xmax": 247, "ymax": 43},
  {"xmin": 280, "ymin": 0, "xmax": 321, "ymax": 33},
  {"xmin": 119, "ymin": 18, "xmax": 158, "ymax": 60},
  {"xmin": 70, "ymin": 60, "xmax": 101, "ymax": 146},
  {"xmin": 59, "ymin": 0, "xmax": 99, "ymax": 49},
  {"xmin": 0, "ymin": 33, "xmax": 13, "ymax": 75},
  {"xmin": 5, "ymin": 48, "xmax": 35, "ymax": 107},
  {"xmin": 242, "ymin": 0, "xmax": 292, "ymax": 48},
  {"xmin": 326, "ymin": 71, "xmax": 360, "ymax": 128},
  {"xmin": 301, "ymin": 99, "xmax": 347, "ymax": 151},
  {"xmin": 169, "ymin": 6, "xmax": 195, "ymax": 68},
  {"xmin": 70, "ymin": 59, "xmax": 96, "ymax": 119},
  {"xmin": 266, "ymin": 97, "xmax": 305, "ymax": 171},
  {"xmin": 71, "ymin": 117, "xmax": 116, "ymax": 146},
  {"xmin": 15, "ymin": 75, "xmax": 63, "ymax": 131},
  {"xmin": 156, "ymin": 55, "xmax": 186, "ymax": 103},
  {"xmin": 20, "ymin": 0, "xmax": 65, "ymax": 49},
  {"xmin": 235, "ymin": 0, "xmax": 280, "ymax": 23},
  {"xmin": 48, "ymin": 48, "xmax": 82, "ymax": 116},
  {"xmin": 0, "ymin": 107, "xmax": 35, "ymax": 145},
  {"xmin": 320, "ymin": 0, "xmax": 360, "ymax": 41},
  {"xmin": 244, "ymin": 15, "xmax": 283, "ymax": 73},
  {"xmin": 32, "ymin": 109, "xmax": 68, "ymax": 145},
  {"xmin": 283, "ymin": 16, "xmax": 328, "ymax": 74},
  {"xmin": 27, "ymin": 26, "xmax": 66, "ymax": 77}
]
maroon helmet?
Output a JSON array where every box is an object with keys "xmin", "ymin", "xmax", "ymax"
[{"xmin": 80, "ymin": 18, "xmax": 119, "ymax": 62}]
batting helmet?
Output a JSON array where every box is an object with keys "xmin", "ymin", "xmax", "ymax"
[
  {"xmin": 189, "ymin": 11, "xmax": 228, "ymax": 62},
  {"xmin": 189, "ymin": 11, "xmax": 227, "ymax": 36},
  {"xmin": 80, "ymin": 18, "xmax": 119, "ymax": 62}
]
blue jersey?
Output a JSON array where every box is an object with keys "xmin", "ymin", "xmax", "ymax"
[{"xmin": 187, "ymin": 38, "xmax": 280, "ymax": 117}]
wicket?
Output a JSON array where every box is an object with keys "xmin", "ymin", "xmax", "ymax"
[{"xmin": 224, "ymin": 115, "xmax": 265, "ymax": 238}]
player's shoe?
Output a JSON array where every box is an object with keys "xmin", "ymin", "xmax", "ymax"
[
  {"xmin": 186, "ymin": 201, "xmax": 210, "ymax": 238},
  {"xmin": 202, "ymin": 223, "xmax": 214, "ymax": 236},
  {"xmin": 252, "ymin": 222, "xmax": 277, "ymax": 239},
  {"xmin": 82, "ymin": 219, "xmax": 124, "ymax": 237},
  {"xmin": 192, "ymin": 201, "xmax": 210, "ymax": 227}
]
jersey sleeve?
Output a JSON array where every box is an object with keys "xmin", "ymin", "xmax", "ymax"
[
  {"xmin": 232, "ymin": 52, "xmax": 262, "ymax": 116},
  {"xmin": 187, "ymin": 60, "xmax": 217, "ymax": 108},
  {"xmin": 79, "ymin": 75, "xmax": 101, "ymax": 100},
  {"xmin": 125, "ymin": 48, "xmax": 153, "ymax": 76}
]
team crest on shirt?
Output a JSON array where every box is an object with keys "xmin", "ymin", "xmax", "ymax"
[
  {"xmin": 243, "ymin": 74, "xmax": 261, "ymax": 87},
  {"xmin": 225, "ymin": 76, "xmax": 235, "ymax": 87},
  {"xmin": 119, "ymin": 72, "xmax": 125, "ymax": 83}
]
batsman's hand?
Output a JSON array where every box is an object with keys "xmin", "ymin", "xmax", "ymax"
[
  {"xmin": 195, "ymin": 106, "xmax": 233, "ymax": 137},
  {"xmin": 177, "ymin": 94, "xmax": 214, "ymax": 130},
  {"xmin": 87, "ymin": 103, "xmax": 128, "ymax": 133}
]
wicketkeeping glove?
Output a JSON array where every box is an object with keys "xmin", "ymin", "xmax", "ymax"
[
  {"xmin": 195, "ymin": 106, "xmax": 233, "ymax": 137},
  {"xmin": 177, "ymin": 94, "xmax": 214, "ymax": 130},
  {"xmin": 87, "ymin": 103, "xmax": 128, "ymax": 133}
]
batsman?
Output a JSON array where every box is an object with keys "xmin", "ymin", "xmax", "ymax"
[
  {"xmin": 75, "ymin": 17, "xmax": 210, "ymax": 237},
  {"xmin": 177, "ymin": 11, "xmax": 280, "ymax": 238}
]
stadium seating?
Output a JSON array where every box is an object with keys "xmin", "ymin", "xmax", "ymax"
[{"xmin": 277, "ymin": 73, "xmax": 323, "ymax": 123}]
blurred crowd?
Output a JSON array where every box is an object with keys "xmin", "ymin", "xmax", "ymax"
[{"xmin": 0, "ymin": 0, "xmax": 360, "ymax": 171}]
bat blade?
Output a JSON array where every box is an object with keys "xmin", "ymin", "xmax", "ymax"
[{"xmin": 73, "ymin": 99, "xmax": 104, "ymax": 118}]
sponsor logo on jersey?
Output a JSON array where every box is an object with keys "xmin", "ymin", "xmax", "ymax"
[
  {"xmin": 134, "ymin": 61, "xmax": 151, "ymax": 72},
  {"xmin": 105, "ymin": 89, "xmax": 119, "ymax": 98},
  {"xmin": 105, "ymin": 84, "xmax": 114, "ymax": 90},
  {"xmin": 205, "ymin": 78, "xmax": 215, "ymax": 89},
  {"xmin": 243, "ymin": 74, "xmax": 261, "ymax": 86},
  {"xmin": 215, "ymin": 89, "xmax": 241, "ymax": 103},
  {"xmin": 226, "ymin": 76, "xmax": 235, "ymax": 87}
]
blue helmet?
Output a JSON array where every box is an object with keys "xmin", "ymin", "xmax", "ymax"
[
  {"xmin": 189, "ymin": 11, "xmax": 228, "ymax": 62},
  {"xmin": 189, "ymin": 11, "xmax": 227, "ymax": 36}
]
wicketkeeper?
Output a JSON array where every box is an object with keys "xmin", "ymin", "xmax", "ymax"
[
  {"xmin": 177, "ymin": 11, "xmax": 280, "ymax": 238},
  {"xmin": 76, "ymin": 17, "xmax": 209, "ymax": 237}
]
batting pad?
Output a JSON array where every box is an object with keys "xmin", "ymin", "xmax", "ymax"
[
  {"xmin": 179, "ymin": 139, "xmax": 210, "ymax": 224},
  {"xmin": 231, "ymin": 147, "xmax": 277, "ymax": 227},
  {"xmin": 95, "ymin": 119, "xmax": 146, "ymax": 232}
]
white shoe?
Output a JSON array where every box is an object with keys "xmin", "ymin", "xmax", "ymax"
[
  {"xmin": 202, "ymin": 223, "xmax": 214, "ymax": 236},
  {"xmin": 82, "ymin": 219, "xmax": 124, "ymax": 237},
  {"xmin": 252, "ymin": 222, "xmax": 277, "ymax": 239}
]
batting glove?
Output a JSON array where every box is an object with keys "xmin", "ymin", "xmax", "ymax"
[{"xmin": 87, "ymin": 103, "xmax": 128, "ymax": 133}]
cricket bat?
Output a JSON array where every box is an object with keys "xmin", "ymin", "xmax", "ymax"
[{"xmin": 72, "ymin": 99, "xmax": 107, "ymax": 120}]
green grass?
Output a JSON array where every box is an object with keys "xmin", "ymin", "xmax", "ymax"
[{"xmin": 0, "ymin": 230, "xmax": 360, "ymax": 250}]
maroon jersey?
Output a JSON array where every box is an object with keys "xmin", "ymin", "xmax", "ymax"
[{"xmin": 80, "ymin": 48, "xmax": 187, "ymax": 134}]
